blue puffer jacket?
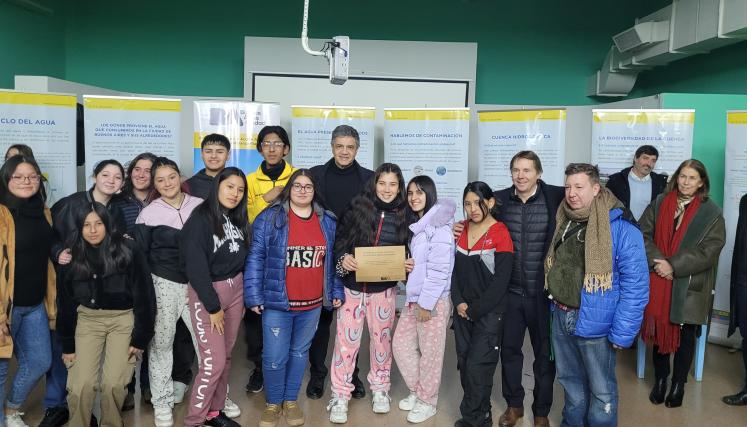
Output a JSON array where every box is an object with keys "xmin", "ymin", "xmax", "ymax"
[
  {"xmin": 571, "ymin": 208, "xmax": 650, "ymax": 348},
  {"xmin": 244, "ymin": 201, "xmax": 344, "ymax": 311}
]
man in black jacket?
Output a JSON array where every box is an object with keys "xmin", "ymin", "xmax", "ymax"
[
  {"xmin": 182, "ymin": 133, "xmax": 230, "ymax": 199},
  {"xmin": 605, "ymin": 145, "xmax": 667, "ymax": 221},
  {"xmin": 305, "ymin": 124, "xmax": 373, "ymax": 400},
  {"xmin": 495, "ymin": 151, "xmax": 563, "ymax": 427},
  {"xmin": 724, "ymin": 193, "xmax": 747, "ymax": 406}
]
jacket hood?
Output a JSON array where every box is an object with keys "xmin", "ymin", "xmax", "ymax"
[
  {"xmin": 192, "ymin": 169, "xmax": 214, "ymax": 182},
  {"xmin": 409, "ymin": 198, "xmax": 456, "ymax": 234}
]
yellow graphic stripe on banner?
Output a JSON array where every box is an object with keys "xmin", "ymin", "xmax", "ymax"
[
  {"xmin": 478, "ymin": 110, "xmax": 566, "ymax": 122},
  {"xmin": 385, "ymin": 110, "xmax": 470, "ymax": 121},
  {"xmin": 193, "ymin": 132, "xmax": 258, "ymax": 150},
  {"xmin": 292, "ymin": 107, "xmax": 375, "ymax": 119},
  {"xmin": 0, "ymin": 92, "xmax": 76, "ymax": 107},
  {"xmin": 593, "ymin": 111, "xmax": 695, "ymax": 124},
  {"xmin": 727, "ymin": 112, "xmax": 747, "ymax": 125},
  {"xmin": 85, "ymin": 97, "xmax": 181, "ymax": 112}
]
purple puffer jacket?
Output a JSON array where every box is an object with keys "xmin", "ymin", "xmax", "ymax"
[{"xmin": 406, "ymin": 198, "xmax": 456, "ymax": 310}]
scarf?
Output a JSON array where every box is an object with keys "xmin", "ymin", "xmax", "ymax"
[
  {"xmin": 261, "ymin": 160, "xmax": 286, "ymax": 182},
  {"xmin": 545, "ymin": 187, "xmax": 622, "ymax": 293},
  {"xmin": 642, "ymin": 190, "xmax": 701, "ymax": 354}
]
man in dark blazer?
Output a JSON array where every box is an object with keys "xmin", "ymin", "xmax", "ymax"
[
  {"xmin": 306, "ymin": 124, "xmax": 374, "ymax": 400},
  {"xmin": 605, "ymin": 145, "xmax": 667, "ymax": 221}
]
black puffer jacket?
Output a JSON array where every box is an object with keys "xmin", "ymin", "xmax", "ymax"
[
  {"xmin": 336, "ymin": 206, "xmax": 406, "ymax": 293},
  {"xmin": 493, "ymin": 180, "xmax": 564, "ymax": 297}
]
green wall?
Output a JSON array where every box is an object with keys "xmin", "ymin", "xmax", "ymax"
[
  {"xmin": 60, "ymin": 0, "xmax": 654, "ymax": 104},
  {"xmin": 0, "ymin": 0, "xmax": 66, "ymax": 90},
  {"xmin": 661, "ymin": 93, "xmax": 747, "ymax": 207}
]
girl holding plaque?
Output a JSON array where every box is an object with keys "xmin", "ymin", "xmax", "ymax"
[{"xmin": 327, "ymin": 163, "xmax": 410, "ymax": 424}]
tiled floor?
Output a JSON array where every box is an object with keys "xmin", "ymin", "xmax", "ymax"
[{"xmin": 11, "ymin": 324, "xmax": 747, "ymax": 426}]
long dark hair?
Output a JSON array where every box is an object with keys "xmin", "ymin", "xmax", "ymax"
[
  {"xmin": 192, "ymin": 167, "xmax": 250, "ymax": 245},
  {"xmin": 335, "ymin": 163, "xmax": 408, "ymax": 254},
  {"xmin": 0, "ymin": 155, "xmax": 46, "ymax": 204},
  {"xmin": 667, "ymin": 158, "xmax": 710, "ymax": 200},
  {"xmin": 67, "ymin": 202, "xmax": 132, "ymax": 280},
  {"xmin": 123, "ymin": 152, "xmax": 157, "ymax": 196},
  {"xmin": 463, "ymin": 181, "xmax": 500, "ymax": 222},
  {"xmin": 406, "ymin": 175, "xmax": 438, "ymax": 218}
]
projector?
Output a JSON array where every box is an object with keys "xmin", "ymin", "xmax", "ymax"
[{"xmin": 328, "ymin": 36, "xmax": 349, "ymax": 85}]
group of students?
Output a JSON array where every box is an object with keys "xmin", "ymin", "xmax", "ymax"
[{"xmin": 0, "ymin": 124, "xmax": 738, "ymax": 427}]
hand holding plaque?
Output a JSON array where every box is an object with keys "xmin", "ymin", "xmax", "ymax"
[{"xmin": 354, "ymin": 245, "xmax": 406, "ymax": 282}]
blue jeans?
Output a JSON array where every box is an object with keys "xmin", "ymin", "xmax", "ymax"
[
  {"xmin": 551, "ymin": 306, "xmax": 618, "ymax": 427},
  {"xmin": 0, "ymin": 303, "xmax": 52, "ymax": 423},
  {"xmin": 44, "ymin": 330, "xmax": 68, "ymax": 409},
  {"xmin": 262, "ymin": 308, "xmax": 321, "ymax": 404}
]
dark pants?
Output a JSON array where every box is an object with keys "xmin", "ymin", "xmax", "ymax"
[
  {"xmin": 126, "ymin": 349, "xmax": 150, "ymax": 393},
  {"xmin": 308, "ymin": 308, "xmax": 361, "ymax": 382},
  {"xmin": 244, "ymin": 309, "xmax": 263, "ymax": 368},
  {"xmin": 172, "ymin": 318, "xmax": 195, "ymax": 384},
  {"xmin": 500, "ymin": 293, "xmax": 555, "ymax": 416},
  {"xmin": 454, "ymin": 311, "xmax": 502, "ymax": 427},
  {"xmin": 736, "ymin": 285, "xmax": 747, "ymax": 389},
  {"xmin": 653, "ymin": 324, "xmax": 698, "ymax": 384}
]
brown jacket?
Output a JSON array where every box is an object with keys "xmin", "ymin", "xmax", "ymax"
[
  {"xmin": 639, "ymin": 194, "xmax": 726, "ymax": 325},
  {"xmin": 0, "ymin": 204, "xmax": 57, "ymax": 336}
]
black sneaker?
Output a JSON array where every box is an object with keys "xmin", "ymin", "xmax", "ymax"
[
  {"xmin": 204, "ymin": 412, "xmax": 241, "ymax": 427},
  {"xmin": 90, "ymin": 414, "xmax": 98, "ymax": 427},
  {"xmin": 122, "ymin": 391, "xmax": 135, "ymax": 411},
  {"xmin": 306, "ymin": 376, "xmax": 325, "ymax": 400},
  {"xmin": 245, "ymin": 369, "xmax": 264, "ymax": 393},
  {"xmin": 351, "ymin": 376, "xmax": 366, "ymax": 399},
  {"xmin": 38, "ymin": 407, "xmax": 69, "ymax": 427}
]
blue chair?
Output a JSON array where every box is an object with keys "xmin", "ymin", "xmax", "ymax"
[{"xmin": 636, "ymin": 324, "xmax": 707, "ymax": 381}]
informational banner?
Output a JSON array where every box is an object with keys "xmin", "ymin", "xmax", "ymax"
[
  {"xmin": 384, "ymin": 108, "xmax": 470, "ymax": 219},
  {"xmin": 291, "ymin": 106, "xmax": 375, "ymax": 169},
  {"xmin": 592, "ymin": 109, "xmax": 694, "ymax": 179},
  {"xmin": 0, "ymin": 91, "xmax": 77, "ymax": 202},
  {"xmin": 477, "ymin": 109, "xmax": 566, "ymax": 188},
  {"xmin": 84, "ymin": 96, "xmax": 181, "ymax": 181},
  {"xmin": 716, "ymin": 111, "xmax": 747, "ymax": 316},
  {"xmin": 193, "ymin": 101, "xmax": 279, "ymax": 174}
]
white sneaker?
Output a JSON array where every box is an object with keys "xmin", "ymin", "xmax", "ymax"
[
  {"xmin": 154, "ymin": 405, "xmax": 174, "ymax": 427},
  {"xmin": 327, "ymin": 397, "xmax": 349, "ymax": 424},
  {"xmin": 407, "ymin": 400, "xmax": 437, "ymax": 423},
  {"xmin": 398, "ymin": 393, "xmax": 417, "ymax": 411},
  {"xmin": 224, "ymin": 396, "xmax": 241, "ymax": 418},
  {"xmin": 5, "ymin": 412, "xmax": 29, "ymax": 427},
  {"xmin": 372, "ymin": 391, "xmax": 391, "ymax": 414},
  {"xmin": 173, "ymin": 380, "xmax": 188, "ymax": 404}
]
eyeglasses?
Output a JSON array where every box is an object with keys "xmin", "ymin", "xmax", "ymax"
[
  {"xmin": 11, "ymin": 174, "xmax": 40, "ymax": 183},
  {"xmin": 261, "ymin": 140, "xmax": 285, "ymax": 149},
  {"xmin": 291, "ymin": 183, "xmax": 314, "ymax": 193}
]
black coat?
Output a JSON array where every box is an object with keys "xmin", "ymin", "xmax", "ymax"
[
  {"xmin": 729, "ymin": 194, "xmax": 747, "ymax": 336},
  {"xmin": 605, "ymin": 167, "xmax": 667, "ymax": 210},
  {"xmin": 493, "ymin": 180, "xmax": 564, "ymax": 297},
  {"xmin": 310, "ymin": 159, "xmax": 373, "ymax": 219}
]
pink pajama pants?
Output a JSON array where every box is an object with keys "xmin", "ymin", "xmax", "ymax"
[
  {"xmin": 392, "ymin": 297, "xmax": 451, "ymax": 406},
  {"xmin": 330, "ymin": 287, "xmax": 396, "ymax": 400}
]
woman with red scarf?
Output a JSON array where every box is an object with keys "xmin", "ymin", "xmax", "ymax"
[{"xmin": 639, "ymin": 159, "xmax": 725, "ymax": 408}]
